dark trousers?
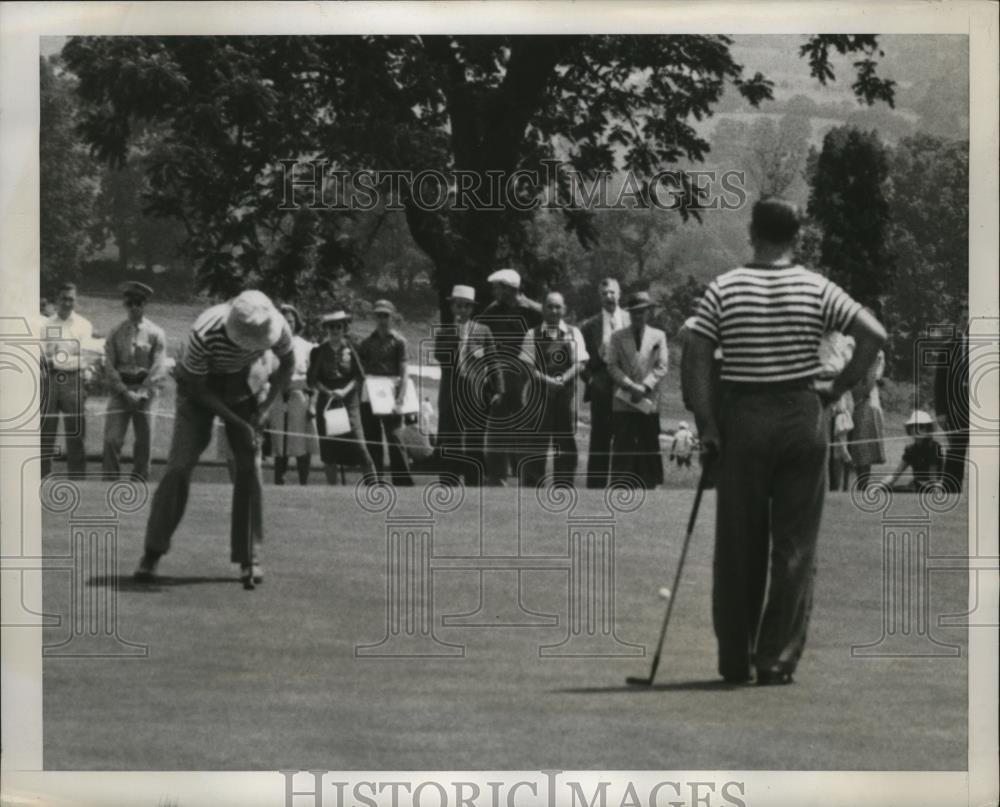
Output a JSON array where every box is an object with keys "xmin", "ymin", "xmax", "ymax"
[
  {"xmin": 713, "ymin": 386, "xmax": 829, "ymax": 680},
  {"xmin": 586, "ymin": 383, "xmax": 614, "ymax": 488},
  {"xmin": 40, "ymin": 370, "xmax": 86, "ymax": 477},
  {"xmin": 610, "ymin": 410, "xmax": 663, "ymax": 489},
  {"xmin": 485, "ymin": 382, "xmax": 528, "ymax": 484},
  {"xmin": 144, "ymin": 389, "xmax": 262, "ymax": 565},
  {"xmin": 941, "ymin": 424, "xmax": 967, "ymax": 493},
  {"xmin": 522, "ymin": 388, "xmax": 578, "ymax": 487},
  {"xmin": 360, "ymin": 403, "xmax": 413, "ymax": 485},
  {"xmin": 437, "ymin": 427, "xmax": 487, "ymax": 486}
]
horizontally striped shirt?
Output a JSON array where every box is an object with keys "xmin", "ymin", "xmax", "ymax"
[
  {"xmin": 180, "ymin": 303, "xmax": 293, "ymax": 376},
  {"xmin": 689, "ymin": 264, "xmax": 862, "ymax": 383}
]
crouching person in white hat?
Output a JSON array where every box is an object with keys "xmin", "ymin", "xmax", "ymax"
[
  {"xmin": 134, "ymin": 290, "xmax": 295, "ymax": 587},
  {"xmin": 881, "ymin": 410, "xmax": 944, "ymax": 494}
]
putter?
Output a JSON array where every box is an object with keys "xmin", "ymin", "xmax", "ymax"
[
  {"xmin": 626, "ymin": 452, "xmax": 714, "ymax": 686},
  {"xmin": 243, "ymin": 427, "xmax": 260, "ymax": 591}
]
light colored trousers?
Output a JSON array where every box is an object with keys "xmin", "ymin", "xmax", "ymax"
[
  {"xmin": 40, "ymin": 370, "xmax": 86, "ymax": 476},
  {"xmin": 102, "ymin": 394, "xmax": 153, "ymax": 480}
]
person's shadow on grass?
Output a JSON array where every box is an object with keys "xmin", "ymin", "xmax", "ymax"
[
  {"xmin": 556, "ymin": 679, "xmax": 749, "ymax": 694},
  {"xmin": 88, "ymin": 574, "xmax": 241, "ymax": 592}
]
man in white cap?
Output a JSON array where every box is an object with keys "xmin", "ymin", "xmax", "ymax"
[
  {"xmin": 579, "ymin": 278, "xmax": 630, "ymax": 488},
  {"xmin": 477, "ymin": 268, "xmax": 542, "ymax": 485},
  {"xmin": 134, "ymin": 290, "xmax": 295, "ymax": 586},
  {"xmin": 102, "ymin": 281, "xmax": 167, "ymax": 481},
  {"xmin": 433, "ymin": 284, "xmax": 504, "ymax": 485}
]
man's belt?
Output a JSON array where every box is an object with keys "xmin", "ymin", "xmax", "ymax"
[
  {"xmin": 118, "ymin": 369, "xmax": 150, "ymax": 386},
  {"xmin": 722, "ymin": 378, "xmax": 816, "ymax": 394}
]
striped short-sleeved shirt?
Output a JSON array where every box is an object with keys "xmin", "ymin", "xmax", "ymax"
[
  {"xmin": 180, "ymin": 303, "xmax": 293, "ymax": 376},
  {"xmin": 689, "ymin": 264, "xmax": 862, "ymax": 383}
]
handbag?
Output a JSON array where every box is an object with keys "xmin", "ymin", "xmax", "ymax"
[
  {"xmin": 323, "ymin": 402, "xmax": 352, "ymax": 436},
  {"xmin": 394, "ymin": 418, "xmax": 434, "ymax": 461}
]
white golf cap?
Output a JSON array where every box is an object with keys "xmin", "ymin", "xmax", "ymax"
[
  {"xmin": 678, "ymin": 421, "xmax": 689, "ymax": 429},
  {"xmin": 905, "ymin": 410, "xmax": 934, "ymax": 427},
  {"xmin": 487, "ymin": 268, "xmax": 521, "ymax": 288},
  {"xmin": 449, "ymin": 284, "xmax": 476, "ymax": 302},
  {"xmin": 225, "ymin": 290, "xmax": 283, "ymax": 351}
]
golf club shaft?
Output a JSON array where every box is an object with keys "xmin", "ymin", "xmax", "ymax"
[{"xmin": 638, "ymin": 463, "xmax": 711, "ymax": 684}]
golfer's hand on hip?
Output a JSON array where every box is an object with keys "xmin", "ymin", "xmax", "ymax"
[{"xmin": 699, "ymin": 427, "xmax": 722, "ymax": 462}]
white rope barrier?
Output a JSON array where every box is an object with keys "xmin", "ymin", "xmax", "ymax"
[{"xmin": 83, "ymin": 405, "xmax": 969, "ymax": 452}]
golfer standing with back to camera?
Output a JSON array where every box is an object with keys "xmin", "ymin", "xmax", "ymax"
[{"xmin": 685, "ymin": 198, "xmax": 886, "ymax": 686}]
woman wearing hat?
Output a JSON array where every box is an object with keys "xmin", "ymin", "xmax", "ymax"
[
  {"xmin": 267, "ymin": 304, "xmax": 319, "ymax": 485},
  {"xmin": 883, "ymin": 410, "xmax": 943, "ymax": 493},
  {"xmin": 307, "ymin": 309, "xmax": 376, "ymax": 484}
]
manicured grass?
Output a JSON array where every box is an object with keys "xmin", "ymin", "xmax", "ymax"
[{"xmin": 43, "ymin": 482, "xmax": 968, "ymax": 770}]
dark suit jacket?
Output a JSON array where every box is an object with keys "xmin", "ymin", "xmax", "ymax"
[
  {"xmin": 934, "ymin": 329, "xmax": 969, "ymax": 429},
  {"xmin": 434, "ymin": 320, "xmax": 504, "ymax": 431},
  {"xmin": 580, "ymin": 312, "xmax": 626, "ymax": 402}
]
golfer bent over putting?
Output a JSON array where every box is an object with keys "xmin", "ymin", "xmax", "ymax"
[
  {"xmin": 686, "ymin": 198, "xmax": 886, "ymax": 686},
  {"xmin": 134, "ymin": 291, "xmax": 294, "ymax": 585}
]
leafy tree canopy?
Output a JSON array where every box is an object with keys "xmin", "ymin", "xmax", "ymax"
[{"xmin": 61, "ymin": 34, "xmax": 894, "ymax": 315}]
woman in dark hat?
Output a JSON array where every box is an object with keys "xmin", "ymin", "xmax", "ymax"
[
  {"xmin": 267, "ymin": 304, "xmax": 319, "ymax": 485},
  {"xmin": 307, "ymin": 309, "xmax": 376, "ymax": 484}
]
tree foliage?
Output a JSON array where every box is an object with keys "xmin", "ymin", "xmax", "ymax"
[
  {"xmin": 40, "ymin": 56, "xmax": 98, "ymax": 293},
  {"xmin": 884, "ymin": 134, "xmax": 968, "ymax": 379},
  {"xmin": 61, "ymin": 34, "xmax": 894, "ymax": 316},
  {"xmin": 806, "ymin": 126, "xmax": 894, "ymax": 305}
]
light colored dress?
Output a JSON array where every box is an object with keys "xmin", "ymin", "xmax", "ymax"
[
  {"xmin": 849, "ymin": 350, "xmax": 886, "ymax": 467},
  {"xmin": 267, "ymin": 335, "xmax": 319, "ymax": 457}
]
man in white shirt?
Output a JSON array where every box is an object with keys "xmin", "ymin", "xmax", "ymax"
[
  {"xmin": 579, "ymin": 278, "xmax": 629, "ymax": 488},
  {"xmin": 40, "ymin": 282, "xmax": 94, "ymax": 477},
  {"xmin": 519, "ymin": 291, "xmax": 589, "ymax": 487}
]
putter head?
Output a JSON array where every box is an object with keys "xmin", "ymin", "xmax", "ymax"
[{"xmin": 625, "ymin": 675, "xmax": 653, "ymax": 686}]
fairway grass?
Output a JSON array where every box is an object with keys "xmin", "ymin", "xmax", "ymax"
[{"xmin": 43, "ymin": 482, "xmax": 968, "ymax": 770}]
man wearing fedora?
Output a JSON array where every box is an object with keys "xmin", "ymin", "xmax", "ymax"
[
  {"xmin": 434, "ymin": 284, "xmax": 504, "ymax": 486},
  {"xmin": 134, "ymin": 290, "xmax": 295, "ymax": 586},
  {"xmin": 102, "ymin": 281, "xmax": 167, "ymax": 481},
  {"xmin": 607, "ymin": 290, "xmax": 668, "ymax": 490},
  {"xmin": 476, "ymin": 268, "xmax": 542, "ymax": 486},
  {"xmin": 579, "ymin": 278, "xmax": 630, "ymax": 488}
]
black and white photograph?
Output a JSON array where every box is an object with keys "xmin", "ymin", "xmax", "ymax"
[{"xmin": 1, "ymin": 2, "xmax": 997, "ymax": 806}]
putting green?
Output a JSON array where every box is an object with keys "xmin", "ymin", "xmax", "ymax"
[{"xmin": 43, "ymin": 481, "xmax": 968, "ymax": 770}]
